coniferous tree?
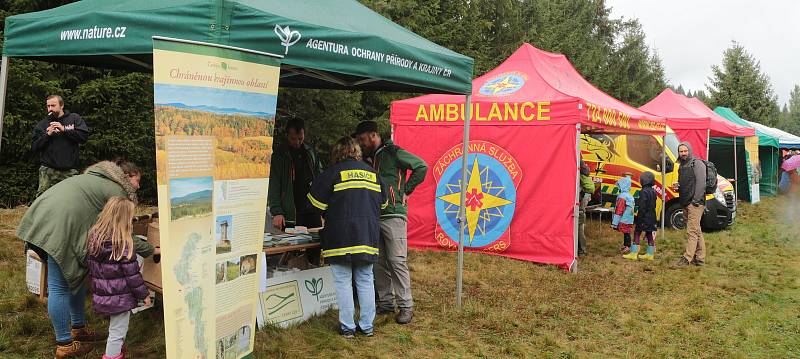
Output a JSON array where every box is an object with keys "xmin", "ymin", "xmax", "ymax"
[
  {"xmin": 782, "ymin": 85, "xmax": 800, "ymax": 134},
  {"xmin": 706, "ymin": 41, "xmax": 780, "ymax": 126}
]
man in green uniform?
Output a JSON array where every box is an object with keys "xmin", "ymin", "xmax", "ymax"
[{"xmin": 354, "ymin": 121, "xmax": 427, "ymax": 325}]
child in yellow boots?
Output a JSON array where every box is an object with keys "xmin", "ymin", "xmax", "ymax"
[{"xmin": 624, "ymin": 171, "xmax": 657, "ymax": 260}]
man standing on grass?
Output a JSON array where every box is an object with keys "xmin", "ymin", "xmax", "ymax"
[
  {"xmin": 31, "ymin": 95, "xmax": 90, "ymax": 197},
  {"xmin": 674, "ymin": 142, "xmax": 706, "ymax": 267},
  {"xmin": 354, "ymin": 120, "xmax": 427, "ymax": 325}
]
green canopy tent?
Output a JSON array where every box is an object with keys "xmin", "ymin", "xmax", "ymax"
[
  {"xmin": 0, "ymin": 0, "xmax": 478, "ymax": 306},
  {"xmin": 710, "ymin": 107, "xmax": 780, "ymax": 199},
  {"xmin": 1, "ymin": 0, "xmax": 472, "ymax": 93}
]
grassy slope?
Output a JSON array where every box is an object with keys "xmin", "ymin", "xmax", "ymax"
[{"xmin": 0, "ymin": 198, "xmax": 798, "ymax": 358}]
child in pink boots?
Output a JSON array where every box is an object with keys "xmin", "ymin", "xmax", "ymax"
[{"xmin": 87, "ymin": 197, "xmax": 154, "ymax": 358}]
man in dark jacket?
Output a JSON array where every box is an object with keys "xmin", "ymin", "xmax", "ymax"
[
  {"xmin": 307, "ymin": 137, "xmax": 387, "ymax": 338},
  {"xmin": 31, "ymin": 95, "xmax": 90, "ymax": 197},
  {"xmin": 268, "ymin": 118, "xmax": 324, "ymax": 231},
  {"xmin": 675, "ymin": 141, "xmax": 706, "ymax": 266},
  {"xmin": 354, "ymin": 120, "xmax": 427, "ymax": 325}
]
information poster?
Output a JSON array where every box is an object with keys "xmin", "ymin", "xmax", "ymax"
[
  {"xmin": 153, "ymin": 37, "xmax": 280, "ymax": 359},
  {"xmin": 744, "ymin": 136, "xmax": 760, "ymax": 203}
]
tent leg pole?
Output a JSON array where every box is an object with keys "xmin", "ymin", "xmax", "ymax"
[
  {"xmin": 0, "ymin": 56, "xmax": 9, "ymax": 155},
  {"xmin": 734, "ymin": 137, "xmax": 738, "ymax": 202},
  {"xmin": 572, "ymin": 124, "xmax": 581, "ymax": 273},
  {"xmin": 662, "ymin": 135, "xmax": 666, "ymax": 243},
  {"xmin": 706, "ymin": 129, "xmax": 710, "ymax": 159},
  {"xmin": 455, "ymin": 95, "xmax": 471, "ymax": 309}
]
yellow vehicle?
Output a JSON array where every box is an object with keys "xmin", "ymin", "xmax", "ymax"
[{"xmin": 580, "ymin": 131, "xmax": 736, "ymax": 230}]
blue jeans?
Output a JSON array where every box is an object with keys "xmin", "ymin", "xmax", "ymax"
[
  {"xmin": 47, "ymin": 256, "xmax": 86, "ymax": 342},
  {"xmin": 330, "ymin": 262, "xmax": 375, "ymax": 333}
]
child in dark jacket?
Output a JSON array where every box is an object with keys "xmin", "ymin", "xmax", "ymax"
[
  {"xmin": 87, "ymin": 197, "xmax": 153, "ymax": 359},
  {"xmin": 624, "ymin": 172, "xmax": 658, "ymax": 260}
]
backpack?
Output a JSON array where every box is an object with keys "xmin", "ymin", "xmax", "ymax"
[{"xmin": 693, "ymin": 159, "xmax": 718, "ymax": 194}]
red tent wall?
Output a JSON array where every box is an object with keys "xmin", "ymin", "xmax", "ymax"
[
  {"xmin": 674, "ymin": 128, "xmax": 710, "ymax": 159},
  {"xmin": 394, "ymin": 122, "xmax": 578, "ymax": 268}
]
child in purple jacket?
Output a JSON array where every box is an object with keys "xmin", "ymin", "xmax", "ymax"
[{"xmin": 87, "ymin": 197, "xmax": 151, "ymax": 359}]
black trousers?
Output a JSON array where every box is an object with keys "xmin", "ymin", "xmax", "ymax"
[{"xmin": 295, "ymin": 212, "xmax": 322, "ymax": 264}]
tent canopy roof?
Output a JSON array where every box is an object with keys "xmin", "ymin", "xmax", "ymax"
[
  {"xmin": 713, "ymin": 107, "xmax": 779, "ymax": 148},
  {"xmin": 3, "ymin": 0, "xmax": 473, "ymax": 94},
  {"xmin": 639, "ymin": 89, "xmax": 754, "ymax": 138},
  {"xmin": 392, "ymin": 43, "xmax": 666, "ymax": 135},
  {"xmin": 744, "ymin": 119, "xmax": 800, "ymax": 149}
]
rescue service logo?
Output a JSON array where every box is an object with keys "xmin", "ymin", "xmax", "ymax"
[
  {"xmin": 478, "ymin": 71, "xmax": 527, "ymax": 96},
  {"xmin": 433, "ymin": 141, "xmax": 522, "ymax": 252},
  {"xmin": 274, "ymin": 25, "xmax": 302, "ymax": 55}
]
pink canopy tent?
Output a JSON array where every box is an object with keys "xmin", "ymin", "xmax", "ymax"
[
  {"xmin": 639, "ymin": 89, "xmax": 754, "ymax": 159},
  {"xmin": 390, "ymin": 43, "xmax": 666, "ymax": 271}
]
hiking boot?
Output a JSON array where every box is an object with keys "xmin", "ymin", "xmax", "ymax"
[
  {"xmin": 71, "ymin": 325, "xmax": 106, "ymax": 343},
  {"xmin": 620, "ymin": 246, "xmax": 630, "ymax": 254},
  {"xmin": 339, "ymin": 328, "xmax": 355, "ymax": 339},
  {"xmin": 396, "ymin": 309, "xmax": 413, "ymax": 325},
  {"xmin": 376, "ymin": 307, "xmax": 395, "ymax": 315},
  {"xmin": 55, "ymin": 341, "xmax": 94, "ymax": 358},
  {"xmin": 356, "ymin": 326, "xmax": 374, "ymax": 337},
  {"xmin": 691, "ymin": 258, "xmax": 705, "ymax": 266},
  {"xmin": 674, "ymin": 256, "xmax": 691, "ymax": 267}
]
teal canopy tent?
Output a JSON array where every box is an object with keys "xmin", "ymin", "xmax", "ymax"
[
  {"xmin": 710, "ymin": 107, "xmax": 780, "ymax": 199},
  {"xmin": 744, "ymin": 119, "xmax": 800, "ymax": 149}
]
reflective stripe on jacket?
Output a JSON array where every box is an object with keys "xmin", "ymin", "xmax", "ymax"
[{"xmin": 307, "ymin": 159, "xmax": 387, "ymax": 264}]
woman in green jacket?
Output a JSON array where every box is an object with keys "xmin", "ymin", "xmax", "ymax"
[{"xmin": 16, "ymin": 160, "xmax": 154, "ymax": 358}]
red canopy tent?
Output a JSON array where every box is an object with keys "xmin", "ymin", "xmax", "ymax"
[
  {"xmin": 390, "ymin": 43, "xmax": 666, "ymax": 270},
  {"xmin": 639, "ymin": 89, "xmax": 754, "ymax": 159}
]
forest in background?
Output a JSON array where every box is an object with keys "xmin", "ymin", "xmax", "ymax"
[{"xmin": 1, "ymin": 0, "xmax": 797, "ymax": 206}]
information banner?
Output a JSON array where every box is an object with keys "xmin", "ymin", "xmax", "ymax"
[
  {"xmin": 153, "ymin": 37, "xmax": 281, "ymax": 359},
  {"xmin": 256, "ymin": 265, "xmax": 338, "ymax": 328},
  {"xmin": 745, "ymin": 136, "xmax": 760, "ymax": 203}
]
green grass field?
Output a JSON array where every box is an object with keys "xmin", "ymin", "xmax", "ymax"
[{"xmin": 1, "ymin": 197, "xmax": 798, "ymax": 358}]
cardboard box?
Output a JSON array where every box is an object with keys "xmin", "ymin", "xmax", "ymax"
[
  {"xmin": 25, "ymin": 250, "xmax": 47, "ymax": 300},
  {"xmin": 141, "ymin": 220, "xmax": 163, "ymax": 292},
  {"xmin": 133, "ymin": 214, "xmax": 157, "ymax": 236}
]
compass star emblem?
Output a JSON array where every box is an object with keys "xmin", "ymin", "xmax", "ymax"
[
  {"xmin": 483, "ymin": 76, "xmax": 518, "ymax": 94},
  {"xmin": 478, "ymin": 72, "xmax": 526, "ymax": 96},
  {"xmin": 437, "ymin": 157, "xmax": 512, "ymax": 245}
]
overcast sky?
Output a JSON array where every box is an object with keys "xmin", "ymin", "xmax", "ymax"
[{"xmin": 606, "ymin": 0, "xmax": 800, "ymax": 107}]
